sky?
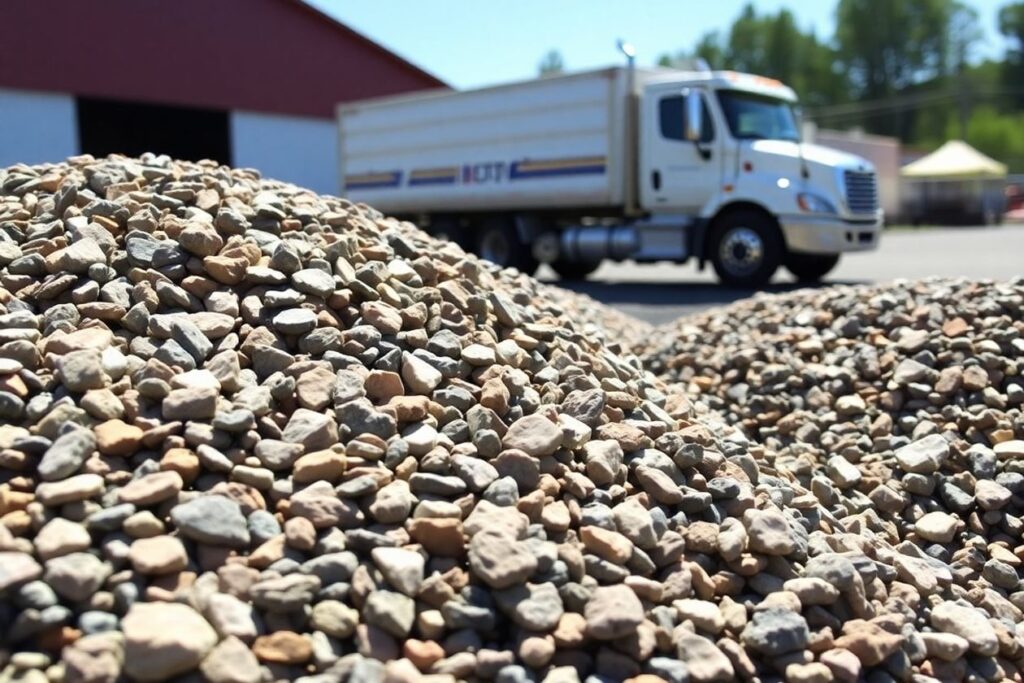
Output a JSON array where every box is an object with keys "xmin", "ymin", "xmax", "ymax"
[{"xmin": 310, "ymin": 0, "xmax": 1011, "ymax": 90}]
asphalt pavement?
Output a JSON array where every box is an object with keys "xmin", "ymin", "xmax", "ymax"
[{"xmin": 539, "ymin": 222, "xmax": 1024, "ymax": 325}]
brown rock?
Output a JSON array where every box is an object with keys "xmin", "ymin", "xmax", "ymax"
[
  {"xmin": 403, "ymin": 638, "xmax": 445, "ymax": 671},
  {"xmin": 95, "ymin": 419, "xmax": 144, "ymax": 457},
  {"xmin": 833, "ymin": 620, "xmax": 902, "ymax": 666},
  {"xmin": 252, "ymin": 631, "xmax": 312, "ymax": 664},
  {"xmin": 292, "ymin": 450, "xmax": 346, "ymax": 484},
  {"xmin": 580, "ymin": 525, "xmax": 633, "ymax": 563},
  {"xmin": 408, "ymin": 518, "xmax": 464, "ymax": 557},
  {"xmin": 129, "ymin": 536, "xmax": 188, "ymax": 575}
]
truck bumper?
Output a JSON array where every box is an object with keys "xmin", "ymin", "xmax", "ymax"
[{"xmin": 779, "ymin": 215, "xmax": 882, "ymax": 255}]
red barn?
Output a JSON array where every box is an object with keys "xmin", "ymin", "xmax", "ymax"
[{"xmin": 0, "ymin": 0, "xmax": 445, "ymax": 193}]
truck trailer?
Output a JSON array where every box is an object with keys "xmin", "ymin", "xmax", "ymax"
[{"xmin": 338, "ymin": 66, "xmax": 882, "ymax": 286}]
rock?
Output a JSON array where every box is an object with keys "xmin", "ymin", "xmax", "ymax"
[
  {"xmin": 401, "ymin": 353, "xmax": 442, "ymax": 394},
  {"xmin": 930, "ymin": 601, "xmax": 998, "ymax": 656},
  {"xmin": 58, "ymin": 349, "xmax": 107, "ymax": 392},
  {"xmin": 38, "ymin": 428, "xmax": 95, "ymax": 481},
  {"xmin": 273, "ymin": 308, "xmax": 317, "ymax": 335},
  {"xmin": 914, "ymin": 511, "xmax": 958, "ymax": 543},
  {"xmin": 311, "ymin": 600, "xmax": 359, "ymax": 638},
  {"xmin": 740, "ymin": 607, "xmax": 809, "ymax": 656},
  {"xmin": 162, "ymin": 387, "xmax": 218, "ymax": 420},
  {"xmin": 200, "ymin": 636, "xmax": 261, "ymax": 683},
  {"xmin": 281, "ymin": 408, "xmax": 338, "ymax": 451},
  {"xmin": 170, "ymin": 495, "xmax": 250, "ymax": 548},
  {"xmin": 43, "ymin": 552, "xmax": 110, "ymax": 602},
  {"xmin": 832, "ymin": 620, "xmax": 902, "ymax": 666},
  {"xmin": 34, "ymin": 518, "xmax": 92, "ymax": 560},
  {"xmin": 252, "ymin": 631, "xmax": 312, "ymax": 664},
  {"xmin": 94, "ymin": 419, "xmax": 143, "ymax": 457},
  {"xmin": 291, "ymin": 268, "xmax": 335, "ymax": 298},
  {"xmin": 503, "ymin": 414, "xmax": 563, "ymax": 457},
  {"xmin": 895, "ymin": 434, "xmax": 948, "ymax": 474},
  {"xmin": 122, "ymin": 603, "xmax": 217, "ymax": 681},
  {"xmin": 584, "ymin": 584, "xmax": 644, "ymax": 640},
  {"xmin": 0, "ymin": 552, "xmax": 42, "ymax": 591},
  {"xmin": 118, "ymin": 470, "xmax": 183, "ymax": 506},
  {"xmin": 468, "ymin": 531, "xmax": 537, "ymax": 588},
  {"xmin": 128, "ymin": 536, "xmax": 188, "ymax": 574},
  {"xmin": 495, "ymin": 582, "xmax": 564, "ymax": 631},
  {"xmin": 371, "ymin": 547, "xmax": 425, "ymax": 596},
  {"xmin": 674, "ymin": 632, "xmax": 734, "ymax": 683},
  {"xmin": 744, "ymin": 508, "xmax": 797, "ymax": 555},
  {"xmin": 363, "ymin": 590, "xmax": 416, "ymax": 637}
]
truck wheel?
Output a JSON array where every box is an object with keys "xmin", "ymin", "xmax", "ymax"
[
  {"xmin": 785, "ymin": 252, "xmax": 840, "ymax": 283},
  {"xmin": 709, "ymin": 210, "xmax": 782, "ymax": 288},
  {"xmin": 475, "ymin": 217, "xmax": 538, "ymax": 275},
  {"xmin": 551, "ymin": 258, "xmax": 602, "ymax": 281}
]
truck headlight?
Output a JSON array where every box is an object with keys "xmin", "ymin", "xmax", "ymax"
[{"xmin": 797, "ymin": 192, "xmax": 837, "ymax": 214}]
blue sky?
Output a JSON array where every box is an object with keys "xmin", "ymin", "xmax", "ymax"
[{"xmin": 310, "ymin": 0, "xmax": 1011, "ymax": 89}]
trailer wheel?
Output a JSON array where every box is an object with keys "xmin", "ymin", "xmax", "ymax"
[
  {"xmin": 708, "ymin": 209, "xmax": 782, "ymax": 288},
  {"xmin": 475, "ymin": 217, "xmax": 538, "ymax": 275},
  {"xmin": 551, "ymin": 258, "xmax": 602, "ymax": 281},
  {"xmin": 785, "ymin": 252, "xmax": 840, "ymax": 283}
]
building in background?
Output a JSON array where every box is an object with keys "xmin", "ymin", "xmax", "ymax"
[{"xmin": 0, "ymin": 0, "xmax": 444, "ymax": 193}]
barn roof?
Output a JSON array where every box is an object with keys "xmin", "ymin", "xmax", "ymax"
[{"xmin": 0, "ymin": 0, "xmax": 446, "ymax": 119}]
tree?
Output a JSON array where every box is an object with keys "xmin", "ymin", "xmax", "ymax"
[
  {"xmin": 999, "ymin": 2, "xmax": 1024, "ymax": 106},
  {"xmin": 657, "ymin": 4, "xmax": 845, "ymax": 107},
  {"xmin": 538, "ymin": 50, "xmax": 565, "ymax": 77},
  {"xmin": 835, "ymin": 0, "xmax": 978, "ymax": 100}
]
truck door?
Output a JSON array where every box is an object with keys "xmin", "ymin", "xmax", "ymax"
[{"xmin": 640, "ymin": 85, "xmax": 721, "ymax": 213}]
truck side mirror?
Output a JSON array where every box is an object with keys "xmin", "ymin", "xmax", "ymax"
[{"xmin": 684, "ymin": 90, "xmax": 703, "ymax": 142}]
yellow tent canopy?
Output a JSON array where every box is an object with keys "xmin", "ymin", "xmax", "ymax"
[{"xmin": 901, "ymin": 140, "xmax": 1007, "ymax": 180}]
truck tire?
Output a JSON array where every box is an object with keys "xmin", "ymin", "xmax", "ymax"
[
  {"xmin": 475, "ymin": 217, "xmax": 538, "ymax": 275},
  {"xmin": 551, "ymin": 258, "xmax": 602, "ymax": 281},
  {"xmin": 708, "ymin": 210, "xmax": 782, "ymax": 288},
  {"xmin": 785, "ymin": 252, "xmax": 839, "ymax": 283}
]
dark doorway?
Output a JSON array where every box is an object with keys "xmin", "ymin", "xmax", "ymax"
[{"xmin": 76, "ymin": 97, "xmax": 230, "ymax": 164}]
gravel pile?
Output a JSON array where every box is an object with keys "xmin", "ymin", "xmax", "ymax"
[
  {"xmin": 2, "ymin": 154, "xmax": 1022, "ymax": 683},
  {"xmin": 644, "ymin": 278, "xmax": 1024, "ymax": 681},
  {"xmin": 0, "ymin": 155, "xmax": 737, "ymax": 683}
]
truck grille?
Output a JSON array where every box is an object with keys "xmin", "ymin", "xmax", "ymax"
[{"xmin": 843, "ymin": 170, "xmax": 878, "ymax": 215}]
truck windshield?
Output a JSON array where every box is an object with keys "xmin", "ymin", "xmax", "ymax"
[{"xmin": 716, "ymin": 90, "xmax": 800, "ymax": 142}]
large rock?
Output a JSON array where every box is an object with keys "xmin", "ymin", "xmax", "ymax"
[{"xmin": 122, "ymin": 603, "xmax": 218, "ymax": 681}]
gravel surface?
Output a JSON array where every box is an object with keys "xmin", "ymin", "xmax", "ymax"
[{"xmin": 0, "ymin": 155, "xmax": 1022, "ymax": 683}]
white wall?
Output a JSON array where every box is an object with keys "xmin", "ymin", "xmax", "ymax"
[
  {"xmin": 230, "ymin": 111, "xmax": 339, "ymax": 195},
  {"xmin": 0, "ymin": 88, "xmax": 79, "ymax": 167}
]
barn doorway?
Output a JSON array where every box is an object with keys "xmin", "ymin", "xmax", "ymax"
[{"xmin": 76, "ymin": 97, "xmax": 230, "ymax": 164}]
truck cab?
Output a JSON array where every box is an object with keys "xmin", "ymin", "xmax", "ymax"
[{"xmin": 637, "ymin": 70, "xmax": 881, "ymax": 285}]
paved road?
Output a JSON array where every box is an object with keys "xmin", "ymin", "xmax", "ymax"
[{"xmin": 539, "ymin": 223, "xmax": 1024, "ymax": 325}]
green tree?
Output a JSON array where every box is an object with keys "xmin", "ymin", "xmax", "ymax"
[
  {"xmin": 538, "ymin": 50, "xmax": 565, "ymax": 77},
  {"xmin": 657, "ymin": 4, "xmax": 844, "ymax": 106},
  {"xmin": 835, "ymin": 0, "xmax": 978, "ymax": 100},
  {"xmin": 834, "ymin": 0, "xmax": 980, "ymax": 137},
  {"xmin": 999, "ymin": 2, "xmax": 1024, "ymax": 106}
]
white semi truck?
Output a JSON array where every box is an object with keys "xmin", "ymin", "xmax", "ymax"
[{"xmin": 338, "ymin": 66, "xmax": 882, "ymax": 286}]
